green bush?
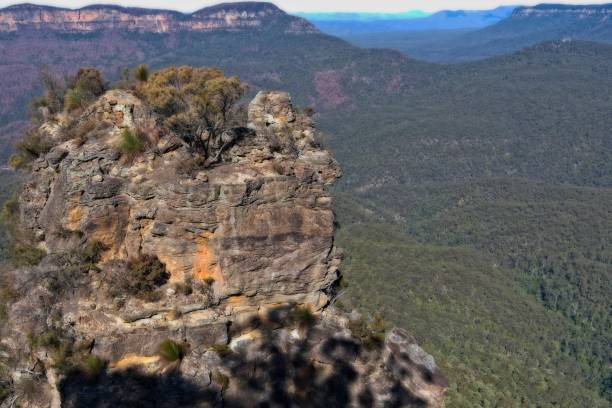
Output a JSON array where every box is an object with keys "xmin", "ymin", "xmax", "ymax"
[
  {"xmin": 63, "ymin": 68, "xmax": 106, "ymax": 112},
  {"xmin": 210, "ymin": 343, "xmax": 233, "ymax": 358},
  {"xmin": 124, "ymin": 255, "xmax": 169, "ymax": 297},
  {"xmin": 291, "ymin": 306, "xmax": 316, "ymax": 327},
  {"xmin": 12, "ymin": 242, "xmax": 46, "ymax": 267},
  {"xmin": 119, "ymin": 128, "xmax": 144, "ymax": 155},
  {"xmin": 81, "ymin": 240, "xmax": 106, "ymax": 264},
  {"xmin": 9, "ymin": 129, "xmax": 54, "ymax": 169},
  {"xmin": 211, "ymin": 369, "xmax": 230, "ymax": 392},
  {"xmin": 134, "ymin": 64, "xmax": 149, "ymax": 82},
  {"xmin": 64, "ymin": 87, "xmax": 85, "ymax": 111},
  {"xmin": 158, "ymin": 339, "xmax": 182, "ymax": 362},
  {"xmin": 83, "ymin": 355, "xmax": 105, "ymax": 377},
  {"xmin": 347, "ymin": 313, "xmax": 386, "ymax": 351},
  {"xmin": 8, "ymin": 153, "xmax": 27, "ymax": 170}
]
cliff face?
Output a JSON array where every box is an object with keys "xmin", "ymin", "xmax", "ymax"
[
  {"xmin": 513, "ymin": 4, "xmax": 612, "ymax": 17},
  {"xmin": 2, "ymin": 89, "xmax": 447, "ymax": 407},
  {"xmin": 0, "ymin": 2, "xmax": 318, "ymax": 33},
  {"xmin": 20, "ymin": 90, "xmax": 341, "ymax": 311}
]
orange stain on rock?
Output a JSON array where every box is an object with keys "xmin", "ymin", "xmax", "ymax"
[
  {"xmin": 65, "ymin": 192, "xmax": 83, "ymax": 231},
  {"xmin": 227, "ymin": 295, "xmax": 246, "ymax": 305},
  {"xmin": 110, "ymin": 354, "xmax": 160, "ymax": 370},
  {"xmin": 193, "ymin": 235, "xmax": 223, "ymax": 283}
]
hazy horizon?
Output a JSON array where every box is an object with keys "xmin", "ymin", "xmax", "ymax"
[{"xmin": 0, "ymin": 0, "xmax": 611, "ymax": 13}]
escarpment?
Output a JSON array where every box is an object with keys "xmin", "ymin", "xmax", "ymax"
[
  {"xmin": 1, "ymin": 83, "xmax": 447, "ymax": 407},
  {"xmin": 0, "ymin": 2, "xmax": 318, "ymax": 33}
]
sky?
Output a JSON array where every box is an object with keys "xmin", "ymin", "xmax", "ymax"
[{"xmin": 0, "ymin": 0, "xmax": 610, "ymax": 13}]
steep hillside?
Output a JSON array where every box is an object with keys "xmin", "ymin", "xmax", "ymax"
[
  {"xmin": 445, "ymin": 3, "xmax": 612, "ymax": 61},
  {"xmin": 335, "ymin": 221, "xmax": 607, "ymax": 407},
  {"xmin": 324, "ymin": 41, "xmax": 612, "ymax": 189},
  {"xmin": 0, "ymin": 2, "xmax": 611, "ymax": 405}
]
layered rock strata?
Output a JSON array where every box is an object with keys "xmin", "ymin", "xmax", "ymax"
[
  {"xmin": 0, "ymin": 2, "xmax": 318, "ymax": 33},
  {"xmin": 2, "ymin": 90, "xmax": 447, "ymax": 407}
]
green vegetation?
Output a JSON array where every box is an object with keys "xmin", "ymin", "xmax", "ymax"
[
  {"xmin": 336, "ymin": 222, "xmax": 608, "ymax": 407},
  {"xmin": 81, "ymin": 240, "xmax": 107, "ymax": 265},
  {"xmin": 83, "ymin": 355, "xmax": 105, "ymax": 377},
  {"xmin": 137, "ymin": 66, "xmax": 246, "ymax": 160},
  {"xmin": 210, "ymin": 343, "xmax": 233, "ymax": 358},
  {"xmin": 158, "ymin": 339, "xmax": 183, "ymax": 362},
  {"xmin": 291, "ymin": 307, "xmax": 316, "ymax": 327},
  {"xmin": 63, "ymin": 67, "xmax": 107, "ymax": 111},
  {"xmin": 134, "ymin": 64, "xmax": 149, "ymax": 82},
  {"xmin": 0, "ymin": 23, "xmax": 609, "ymax": 406},
  {"xmin": 341, "ymin": 178, "xmax": 612, "ymax": 400},
  {"xmin": 8, "ymin": 129, "xmax": 54, "ymax": 170},
  {"xmin": 211, "ymin": 369, "xmax": 230, "ymax": 392},
  {"xmin": 111, "ymin": 255, "xmax": 169, "ymax": 300},
  {"xmin": 118, "ymin": 128, "xmax": 144, "ymax": 155},
  {"xmin": 8, "ymin": 67, "xmax": 108, "ymax": 168},
  {"xmin": 0, "ymin": 190, "xmax": 46, "ymax": 267},
  {"xmin": 346, "ymin": 312, "xmax": 387, "ymax": 350}
]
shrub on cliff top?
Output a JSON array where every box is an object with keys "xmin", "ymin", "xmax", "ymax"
[
  {"xmin": 137, "ymin": 66, "xmax": 247, "ymax": 160},
  {"xmin": 8, "ymin": 129, "xmax": 54, "ymax": 170},
  {"xmin": 134, "ymin": 64, "xmax": 149, "ymax": 82}
]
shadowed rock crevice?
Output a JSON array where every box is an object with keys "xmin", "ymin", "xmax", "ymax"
[{"xmin": 59, "ymin": 312, "xmax": 442, "ymax": 408}]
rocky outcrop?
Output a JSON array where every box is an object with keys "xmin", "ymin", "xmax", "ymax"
[
  {"xmin": 0, "ymin": 2, "xmax": 319, "ymax": 34},
  {"xmin": 2, "ymin": 89, "xmax": 447, "ymax": 407},
  {"xmin": 19, "ymin": 89, "xmax": 341, "ymax": 313}
]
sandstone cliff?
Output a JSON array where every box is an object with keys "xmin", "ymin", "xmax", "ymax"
[
  {"xmin": 0, "ymin": 2, "xmax": 318, "ymax": 33},
  {"xmin": 0, "ymin": 88, "xmax": 447, "ymax": 407}
]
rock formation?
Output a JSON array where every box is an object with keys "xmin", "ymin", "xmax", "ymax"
[
  {"xmin": 0, "ymin": 3, "xmax": 318, "ymax": 34},
  {"xmin": 0, "ymin": 89, "xmax": 447, "ymax": 407}
]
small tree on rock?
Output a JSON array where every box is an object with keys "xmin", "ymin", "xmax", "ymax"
[{"xmin": 137, "ymin": 66, "xmax": 247, "ymax": 162}]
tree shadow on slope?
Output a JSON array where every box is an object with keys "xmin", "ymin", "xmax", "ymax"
[
  {"xmin": 60, "ymin": 308, "xmax": 429, "ymax": 408},
  {"xmin": 60, "ymin": 369, "xmax": 220, "ymax": 408}
]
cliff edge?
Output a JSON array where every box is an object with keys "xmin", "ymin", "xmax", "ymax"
[{"xmin": 0, "ymin": 71, "xmax": 447, "ymax": 407}]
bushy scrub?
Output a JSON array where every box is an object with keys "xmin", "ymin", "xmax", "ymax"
[
  {"xmin": 83, "ymin": 355, "xmax": 105, "ymax": 377},
  {"xmin": 134, "ymin": 64, "xmax": 149, "ymax": 82},
  {"xmin": 0, "ymin": 194, "xmax": 46, "ymax": 267},
  {"xmin": 211, "ymin": 369, "xmax": 230, "ymax": 392},
  {"xmin": 158, "ymin": 339, "xmax": 183, "ymax": 362},
  {"xmin": 119, "ymin": 128, "xmax": 144, "ymax": 155},
  {"xmin": 137, "ymin": 66, "xmax": 247, "ymax": 160},
  {"xmin": 291, "ymin": 306, "xmax": 316, "ymax": 327},
  {"xmin": 8, "ymin": 129, "xmax": 54, "ymax": 170},
  {"xmin": 210, "ymin": 343, "xmax": 233, "ymax": 358},
  {"xmin": 110, "ymin": 255, "xmax": 169, "ymax": 300}
]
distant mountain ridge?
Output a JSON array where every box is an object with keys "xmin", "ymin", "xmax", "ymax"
[
  {"xmin": 339, "ymin": 3, "xmax": 612, "ymax": 62},
  {"xmin": 441, "ymin": 2, "xmax": 612, "ymax": 60},
  {"xmin": 0, "ymin": 2, "xmax": 317, "ymax": 33},
  {"xmin": 514, "ymin": 2, "xmax": 612, "ymax": 14},
  {"xmin": 295, "ymin": 10, "xmax": 430, "ymax": 21},
  {"xmin": 301, "ymin": 6, "xmax": 516, "ymax": 35}
]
